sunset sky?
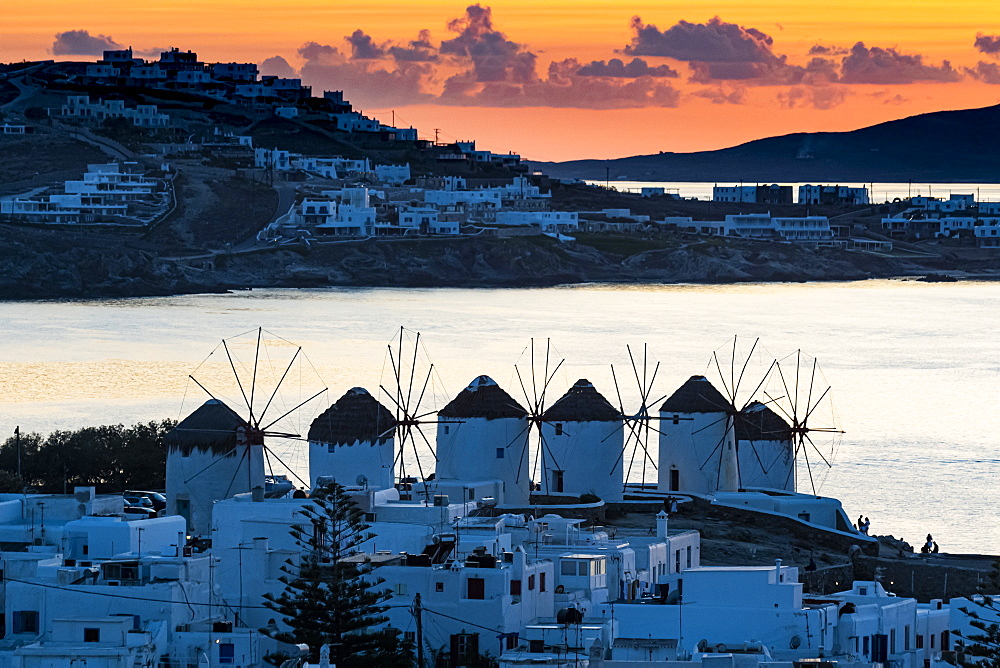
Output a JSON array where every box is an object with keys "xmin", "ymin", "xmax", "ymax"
[{"xmin": 6, "ymin": 0, "xmax": 1000, "ymax": 161}]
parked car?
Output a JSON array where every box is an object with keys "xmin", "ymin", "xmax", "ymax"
[
  {"xmin": 122, "ymin": 505, "xmax": 156, "ymax": 520},
  {"xmin": 125, "ymin": 490, "xmax": 166, "ymax": 511},
  {"xmin": 123, "ymin": 494, "xmax": 152, "ymax": 508}
]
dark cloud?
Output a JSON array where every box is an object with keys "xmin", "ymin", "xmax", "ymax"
[
  {"xmin": 346, "ymin": 29, "xmax": 385, "ymax": 59},
  {"xmin": 298, "ymin": 41, "xmax": 340, "ymax": 62},
  {"xmin": 777, "ymin": 85, "xmax": 847, "ymax": 110},
  {"xmin": 389, "ymin": 30, "xmax": 439, "ymax": 62},
  {"xmin": 298, "ymin": 41, "xmax": 434, "ymax": 107},
  {"xmin": 839, "ymin": 42, "xmax": 960, "ymax": 84},
  {"xmin": 687, "ymin": 56, "xmax": 837, "ymax": 86},
  {"xmin": 691, "ymin": 87, "xmax": 746, "ymax": 104},
  {"xmin": 439, "ymin": 4, "xmax": 537, "ymax": 83},
  {"xmin": 974, "ymin": 33, "xmax": 1000, "ymax": 56},
  {"xmin": 623, "ymin": 16, "xmax": 776, "ymax": 63},
  {"xmin": 52, "ymin": 29, "xmax": 122, "ymax": 56},
  {"xmin": 436, "ymin": 57, "xmax": 680, "ymax": 108},
  {"xmin": 808, "ymin": 44, "xmax": 847, "ymax": 56},
  {"xmin": 261, "ymin": 55, "xmax": 296, "ymax": 78},
  {"xmin": 575, "ymin": 57, "xmax": 678, "ymax": 78},
  {"xmin": 966, "ymin": 61, "xmax": 1000, "ymax": 84}
]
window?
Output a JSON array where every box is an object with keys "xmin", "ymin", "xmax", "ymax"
[
  {"xmin": 405, "ymin": 631, "xmax": 416, "ymax": 642},
  {"xmin": 435, "ymin": 582, "xmax": 444, "ymax": 592},
  {"xmin": 905, "ymin": 625, "xmax": 911, "ymax": 650},
  {"xmin": 863, "ymin": 636, "xmax": 870, "ymax": 657},
  {"xmin": 528, "ymin": 575, "xmax": 535, "ymax": 591},
  {"xmin": 562, "ymin": 561, "xmax": 576, "ymax": 576},
  {"xmin": 84, "ymin": 628, "xmax": 100, "ymax": 643},
  {"xmin": 496, "ymin": 448, "xmax": 504, "ymax": 459},
  {"xmin": 467, "ymin": 577, "xmax": 485, "ymax": 600},
  {"xmin": 443, "ymin": 425, "xmax": 449, "ymax": 434},
  {"xmin": 675, "ymin": 550, "xmax": 681, "ymax": 573},
  {"xmin": 219, "ymin": 643, "xmax": 235, "ymax": 665},
  {"xmin": 554, "ymin": 423, "xmax": 563, "ymax": 436},
  {"xmin": 930, "ymin": 634, "xmax": 935, "ymax": 649},
  {"xmin": 578, "ymin": 562, "xmax": 590, "ymax": 576},
  {"xmin": 510, "ymin": 580, "xmax": 522, "ymax": 596},
  {"xmin": 540, "ymin": 572, "xmax": 546, "ymax": 592},
  {"xmin": 686, "ymin": 546, "xmax": 692, "ymax": 568},
  {"xmin": 917, "ymin": 635, "xmax": 925, "ymax": 649},
  {"xmin": 891, "ymin": 628, "xmax": 897, "ymax": 653},
  {"xmin": 12, "ymin": 611, "xmax": 38, "ymax": 634}
]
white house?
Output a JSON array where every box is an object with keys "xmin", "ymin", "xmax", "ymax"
[{"xmin": 495, "ymin": 211, "xmax": 579, "ymax": 232}]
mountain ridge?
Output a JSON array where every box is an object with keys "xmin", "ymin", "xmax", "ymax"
[{"xmin": 530, "ymin": 103, "xmax": 1000, "ymax": 183}]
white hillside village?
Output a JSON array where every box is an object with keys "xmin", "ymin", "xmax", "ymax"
[{"xmin": 0, "ymin": 331, "xmax": 989, "ymax": 668}]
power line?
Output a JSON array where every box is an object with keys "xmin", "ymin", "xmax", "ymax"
[{"xmin": 4, "ymin": 576, "xmax": 272, "ymax": 610}]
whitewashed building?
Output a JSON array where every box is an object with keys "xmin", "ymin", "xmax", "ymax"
[
  {"xmin": 539, "ymin": 380, "xmax": 623, "ymax": 501},
  {"xmin": 308, "ymin": 387, "xmax": 397, "ymax": 490},
  {"xmin": 436, "ymin": 376, "xmax": 532, "ymax": 506}
]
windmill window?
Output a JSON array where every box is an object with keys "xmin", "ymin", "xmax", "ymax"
[
  {"xmin": 435, "ymin": 582, "xmax": 444, "ymax": 592},
  {"xmin": 443, "ymin": 425, "xmax": 450, "ymax": 434},
  {"xmin": 554, "ymin": 424, "xmax": 563, "ymax": 436},
  {"xmin": 84, "ymin": 628, "xmax": 100, "ymax": 642},
  {"xmin": 496, "ymin": 448, "xmax": 504, "ymax": 459}
]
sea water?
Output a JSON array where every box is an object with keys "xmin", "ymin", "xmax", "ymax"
[{"xmin": 1, "ymin": 280, "xmax": 997, "ymax": 553}]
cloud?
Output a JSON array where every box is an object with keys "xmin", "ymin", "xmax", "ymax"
[
  {"xmin": 389, "ymin": 30, "xmax": 439, "ymax": 62},
  {"xmin": 777, "ymin": 85, "xmax": 847, "ymax": 110},
  {"xmin": 261, "ymin": 55, "xmax": 297, "ymax": 78},
  {"xmin": 52, "ymin": 29, "xmax": 122, "ymax": 56},
  {"xmin": 808, "ymin": 44, "xmax": 847, "ymax": 56},
  {"xmin": 575, "ymin": 57, "xmax": 679, "ymax": 78},
  {"xmin": 623, "ymin": 16, "xmax": 777, "ymax": 63},
  {"xmin": 298, "ymin": 41, "xmax": 434, "ymax": 108},
  {"xmin": 439, "ymin": 4, "xmax": 537, "ymax": 83},
  {"xmin": 966, "ymin": 61, "xmax": 1000, "ymax": 84},
  {"xmin": 974, "ymin": 33, "xmax": 1000, "ymax": 56},
  {"xmin": 839, "ymin": 42, "xmax": 961, "ymax": 84},
  {"xmin": 692, "ymin": 87, "xmax": 746, "ymax": 104},
  {"xmin": 346, "ymin": 29, "xmax": 386, "ymax": 59}
]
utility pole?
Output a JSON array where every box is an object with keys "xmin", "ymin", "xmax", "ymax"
[
  {"xmin": 14, "ymin": 427, "xmax": 20, "ymax": 484},
  {"xmin": 414, "ymin": 592, "xmax": 424, "ymax": 668},
  {"xmin": 434, "ymin": 128, "xmax": 440, "ymax": 144}
]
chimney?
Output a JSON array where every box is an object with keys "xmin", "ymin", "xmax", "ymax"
[
  {"xmin": 775, "ymin": 558, "xmax": 783, "ymax": 582},
  {"xmin": 251, "ymin": 486, "xmax": 264, "ymax": 502},
  {"xmin": 656, "ymin": 510, "xmax": 669, "ymax": 540}
]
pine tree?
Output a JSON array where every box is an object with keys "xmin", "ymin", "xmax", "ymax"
[
  {"xmin": 261, "ymin": 482, "xmax": 413, "ymax": 666},
  {"xmin": 957, "ymin": 562, "xmax": 1000, "ymax": 668}
]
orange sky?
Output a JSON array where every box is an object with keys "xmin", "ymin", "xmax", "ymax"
[{"xmin": 6, "ymin": 1, "xmax": 1000, "ymax": 161}]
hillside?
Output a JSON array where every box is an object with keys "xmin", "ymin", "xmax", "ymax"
[{"xmin": 533, "ymin": 104, "xmax": 1000, "ymax": 183}]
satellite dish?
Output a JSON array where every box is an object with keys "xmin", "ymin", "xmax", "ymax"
[
  {"xmin": 356, "ymin": 474, "xmax": 369, "ymax": 488},
  {"xmin": 789, "ymin": 635, "xmax": 802, "ymax": 650}
]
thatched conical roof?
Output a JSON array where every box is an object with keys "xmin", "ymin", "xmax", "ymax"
[
  {"xmin": 166, "ymin": 399, "xmax": 246, "ymax": 454},
  {"xmin": 541, "ymin": 379, "xmax": 620, "ymax": 422},
  {"xmin": 736, "ymin": 401, "xmax": 792, "ymax": 442},
  {"xmin": 308, "ymin": 387, "xmax": 396, "ymax": 446},
  {"xmin": 659, "ymin": 375, "xmax": 731, "ymax": 414},
  {"xmin": 438, "ymin": 375, "xmax": 527, "ymax": 420}
]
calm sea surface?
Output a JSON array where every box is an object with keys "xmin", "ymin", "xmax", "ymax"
[{"xmin": 1, "ymin": 281, "xmax": 998, "ymax": 553}]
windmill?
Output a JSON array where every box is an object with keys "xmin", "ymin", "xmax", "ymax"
[
  {"xmin": 508, "ymin": 337, "xmax": 569, "ymax": 495},
  {"xmin": 167, "ymin": 328, "xmax": 328, "ymax": 534},
  {"xmin": 376, "ymin": 327, "xmax": 454, "ymax": 500},
  {"xmin": 605, "ymin": 344, "xmax": 683, "ymax": 496},
  {"xmin": 763, "ymin": 349, "xmax": 845, "ymax": 494},
  {"xmin": 657, "ymin": 337, "xmax": 781, "ymax": 495}
]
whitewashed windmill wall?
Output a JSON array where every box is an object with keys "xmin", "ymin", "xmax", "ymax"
[
  {"xmin": 308, "ymin": 387, "xmax": 396, "ymax": 491},
  {"xmin": 166, "ymin": 399, "xmax": 265, "ymax": 536},
  {"xmin": 657, "ymin": 375, "xmax": 739, "ymax": 495},
  {"xmin": 435, "ymin": 375, "xmax": 531, "ymax": 506},
  {"xmin": 736, "ymin": 401, "xmax": 795, "ymax": 491},
  {"xmin": 539, "ymin": 379, "xmax": 624, "ymax": 501}
]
